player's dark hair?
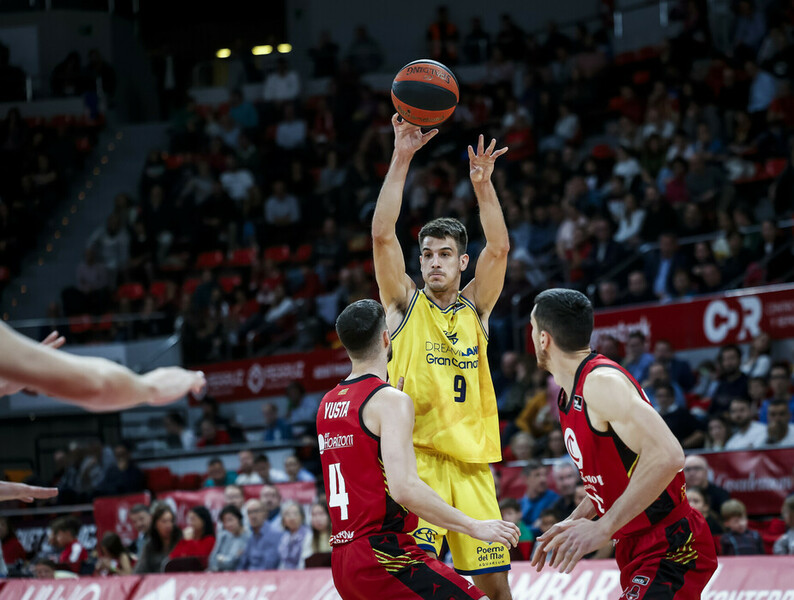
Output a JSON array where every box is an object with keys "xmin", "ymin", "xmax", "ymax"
[
  {"xmin": 336, "ymin": 299, "xmax": 386, "ymax": 359},
  {"xmin": 418, "ymin": 217, "xmax": 468, "ymax": 256},
  {"xmin": 534, "ymin": 288, "xmax": 593, "ymax": 352}
]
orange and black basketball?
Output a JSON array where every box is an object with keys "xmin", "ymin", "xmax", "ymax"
[{"xmin": 391, "ymin": 59, "xmax": 459, "ymax": 127}]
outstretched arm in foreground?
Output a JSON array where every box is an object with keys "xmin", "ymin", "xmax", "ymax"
[
  {"xmin": 372, "ymin": 386, "xmax": 519, "ymax": 548},
  {"xmin": 372, "ymin": 114, "xmax": 437, "ymax": 310},
  {"xmin": 0, "ymin": 321, "xmax": 205, "ymax": 412},
  {"xmin": 0, "ymin": 481, "xmax": 58, "ymax": 503}
]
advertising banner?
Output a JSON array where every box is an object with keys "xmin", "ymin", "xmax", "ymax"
[
  {"xmin": 93, "ymin": 492, "xmax": 152, "ymax": 547},
  {"xmin": 0, "ymin": 576, "xmax": 141, "ymax": 600}
]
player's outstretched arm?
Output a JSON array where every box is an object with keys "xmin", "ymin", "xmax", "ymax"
[
  {"xmin": 538, "ymin": 370, "xmax": 685, "ymax": 574},
  {"xmin": 373, "ymin": 386, "xmax": 519, "ymax": 548},
  {"xmin": 462, "ymin": 135, "xmax": 510, "ymax": 318},
  {"xmin": 0, "ymin": 481, "xmax": 58, "ymax": 503},
  {"xmin": 372, "ymin": 114, "xmax": 437, "ymax": 309},
  {"xmin": 0, "ymin": 321, "xmax": 205, "ymax": 412},
  {"xmin": 0, "ymin": 330, "xmax": 65, "ymax": 396}
]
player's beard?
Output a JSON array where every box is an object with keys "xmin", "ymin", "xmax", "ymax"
[{"xmin": 536, "ymin": 345, "xmax": 549, "ymax": 371}]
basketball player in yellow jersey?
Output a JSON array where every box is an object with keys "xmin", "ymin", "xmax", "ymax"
[{"xmin": 372, "ymin": 114, "xmax": 511, "ymax": 600}]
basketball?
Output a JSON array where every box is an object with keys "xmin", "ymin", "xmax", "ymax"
[{"xmin": 391, "ymin": 59, "xmax": 459, "ymax": 127}]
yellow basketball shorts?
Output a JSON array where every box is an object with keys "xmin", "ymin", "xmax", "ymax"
[{"xmin": 410, "ymin": 448, "xmax": 510, "ymax": 575}]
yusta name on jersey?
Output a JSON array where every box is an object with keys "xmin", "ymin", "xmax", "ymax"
[{"xmin": 323, "ymin": 400, "xmax": 351, "ymax": 419}]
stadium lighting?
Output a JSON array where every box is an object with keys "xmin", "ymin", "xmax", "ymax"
[
  {"xmin": 252, "ymin": 45, "xmax": 273, "ymax": 55},
  {"xmin": 277, "ymin": 43, "xmax": 292, "ymax": 54},
  {"xmin": 216, "ymin": 48, "xmax": 231, "ymax": 59}
]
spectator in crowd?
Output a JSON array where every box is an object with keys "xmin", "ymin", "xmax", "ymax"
[
  {"xmin": 197, "ymin": 418, "xmax": 232, "ymax": 448},
  {"xmin": 283, "ymin": 455, "xmax": 315, "ymax": 483},
  {"xmin": 711, "ymin": 345, "xmax": 749, "ymax": 415},
  {"xmin": 725, "ymin": 396, "xmax": 767, "ymax": 449},
  {"xmin": 86, "ymin": 48, "xmax": 116, "ymax": 98},
  {"xmin": 686, "ymin": 487, "xmax": 724, "ymax": 535},
  {"xmin": 224, "ymin": 484, "xmax": 246, "ymax": 511},
  {"xmin": 259, "ymin": 484, "xmax": 284, "ymax": 532},
  {"xmin": 741, "ymin": 332, "xmax": 772, "ymax": 379},
  {"xmin": 204, "ymin": 458, "xmax": 237, "ymax": 488},
  {"xmin": 169, "ymin": 505, "xmax": 216, "ymax": 568},
  {"xmin": 209, "ymin": 505, "xmax": 251, "ymax": 571},
  {"xmin": 275, "ymin": 104, "xmax": 307, "ymax": 151},
  {"xmin": 253, "ymin": 454, "xmax": 288, "ymax": 484},
  {"xmin": 426, "ymin": 5, "xmax": 459, "ymax": 65},
  {"xmin": 66, "ymin": 248, "xmax": 109, "ymax": 315},
  {"xmin": 642, "ymin": 361, "xmax": 686, "ymax": 409},
  {"xmin": 684, "ymin": 455, "xmax": 730, "ymax": 512},
  {"xmin": 87, "ymin": 213, "xmax": 130, "ymax": 284},
  {"xmin": 285, "ymin": 381, "xmax": 319, "ymax": 432},
  {"xmin": 621, "ymin": 270, "xmax": 657, "ymax": 305},
  {"xmin": 228, "ymin": 89, "xmax": 258, "ymax": 131},
  {"xmin": 51, "ymin": 51, "xmax": 85, "ymax": 97},
  {"xmin": 308, "ymin": 31, "xmax": 339, "ymax": 78},
  {"xmin": 505, "ymin": 431, "xmax": 533, "ymax": 461},
  {"xmin": 760, "ymin": 362, "xmax": 794, "ymax": 423},
  {"xmin": 519, "ymin": 460, "xmax": 559, "ymax": 536},
  {"xmin": 498, "ymin": 498, "xmax": 533, "ymax": 542},
  {"xmin": 235, "ymin": 450, "xmax": 264, "ymax": 486},
  {"xmin": 164, "ymin": 412, "xmax": 196, "ymax": 450},
  {"xmin": 720, "ymin": 499, "xmax": 764, "ymax": 555},
  {"xmin": 760, "ymin": 399, "xmax": 794, "ymax": 446},
  {"xmin": 346, "ymin": 26, "xmax": 383, "ymax": 73},
  {"xmin": 95, "ymin": 442, "xmax": 145, "ymax": 497},
  {"xmin": 705, "ymin": 414, "xmax": 731, "ymax": 450},
  {"xmin": 95, "ymin": 532, "xmax": 133, "ymax": 576},
  {"xmin": 220, "ymin": 155, "xmax": 255, "ymax": 203},
  {"xmin": 0, "ymin": 517, "xmax": 25, "ymax": 567},
  {"xmin": 773, "ymin": 495, "xmax": 794, "ymax": 555},
  {"xmin": 262, "ymin": 402, "xmax": 293, "ymax": 442},
  {"xmin": 277, "ymin": 500, "xmax": 312, "ymax": 570},
  {"xmin": 32, "ymin": 557, "xmax": 76, "ymax": 580},
  {"xmin": 645, "ymin": 232, "xmax": 688, "ymax": 299},
  {"xmin": 654, "ymin": 383, "xmax": 705, "ymax": 448},
  {"xmin": 550, "ymin": 462, "xmax": 579, "ymax": 520},
  {"xmin": 653, "ymin": 339, "xmax": 695, "ymax": 391},
  {"xmin": 128, "ymin": 504, "xmax": 151, "ymax": 555},
  {"xmin": 463, "ymin": 17, "xmax": 490, "ymax": 64},
  {"xmin": 622, "ymin": 331, "xmax": 654, "ymax": 382},
  {"xmin": 197, "ymin": 398, "xmax": 232, "ymax": 434},
  {"xmin": 264, "ymin": 181, "xmax": 301, "ymax": 229},
  {"xmin": 52, "ymin": 516, "xmax": 87, "ymax": 573},
  {"xmin": 263, "ymin": 58, "xmax": 300, "ymax": 105},
  {"xmin": 237, "ymin": 499, "xmax": 281, "ymax": 571},
  {"xmin": 529, "ymin": 509, "xmax": 559, "ymax": 563},
  {"xmin": 309, "ymin": 502, "xmax": 332, "ymax": 555}
]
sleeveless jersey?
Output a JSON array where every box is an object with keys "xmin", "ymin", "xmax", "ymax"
[
  {"xmin": 387, "ymin": 289, "xmax": 500, "ymax": 463},
  {"xmin": 558, "ymin": 352, "xmax": 689, "ymax": 539},
  {"xmin": 317, "ymin": 374, "xmax": 418, "ymax": 546}
]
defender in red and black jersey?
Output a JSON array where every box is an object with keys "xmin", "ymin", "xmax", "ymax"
[
  {"xmin": 528, "ymin": 289, "xmax": 717, "ymax": 599},
  {"xmin": 318, "ymin": 300, "xmax": 519, "ymax": 600}
]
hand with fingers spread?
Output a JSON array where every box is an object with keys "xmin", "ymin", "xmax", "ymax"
[
  {"xmin": 0, "ymin": 330, "xmax": 67, "ymax": 396},
  {"xmin": 530, "ymin": 517, "xmax": 611, "ymax": 574},
  {"xmin": 0, "ymin": 481, "xmax": 59, "ymax": 503},
  {"xmin": 392, "ymin": 113, "xmax": 439, "ymax": 156},
  {"xmin": 468, "ymin": 134, "xmax": 508, "ymax": 184},
  {"xmin": 468, "ymin": 519, "xmax": 521, "ymax": 548}
]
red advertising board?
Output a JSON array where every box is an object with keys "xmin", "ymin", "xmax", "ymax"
[
  {"xmin": 3, "ymin": 558, "xmax": 790, "ymax": 600},
  {"xmin": 93, "ymin": 492, "xmax": 151, "ymax": 547},
  {"xmin": 158, "ymin": 481, "xmax": 317, "ymax": 527},
  {"xmin": 191, "ymin": 348, "xmax": 351, "ymax": 403},
  {"xmin": 0, "ymin": 576, "xmax": 141, "ymax": 600},
  {"xmin": 527, "ymin": 284, "xmax": 794, "ymax": 352}
]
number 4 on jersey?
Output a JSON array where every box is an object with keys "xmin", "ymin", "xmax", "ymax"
[{"xmin": 328, "ymin": 462, "xmax": 349, "ymax": 520}]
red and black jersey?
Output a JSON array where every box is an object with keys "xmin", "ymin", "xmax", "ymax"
[
  {"xmin": 317, "ymin": 374, "xmax": 417, "ymax": 546},
  {"xmin": 558, "ymin": 352, "xmax": 689, "ymax": 539}
]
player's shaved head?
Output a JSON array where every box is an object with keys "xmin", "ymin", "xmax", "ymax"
[
  {"xmin": 533, "ymin": 288, "xmax": 593, "ymax": 352},
  {"xmin": 336, "ymin": 299, "xmax": 387, "ymax": 359}
]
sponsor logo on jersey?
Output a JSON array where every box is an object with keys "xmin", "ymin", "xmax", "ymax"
[
  {"xmin": 323, "ymin": 400, "xmax": 351, "ymax": 419},
  {"xmin": 632, "ymin": 575, "xmax": 650, "ymax": 586},
  {"xmin": 452, "ymin": 301, "xmax": 466, "ymax": 314},
  {"xmin": 318, "ymin": 433, "xmax": 354, "ymax": 455},
  {"xmin": 564, "ymin": 427, "xmax": 584, "ymax": 470},
  {"xmin": 330, "ymin": 530, "xmax": 355, "ymax": 545},
  {"xmin": 413, "ymin": 527, "xmax": 438, "ymax": 544},
  {"xmin": 424, "ymin": 341, "xmax": 478, "ymax": 357},
  {"xmin": 582, "ymin": 474, "xmax": 604, "ymax": 486},
  {"xmin": 337, "ymin": 387, "xmax": 349, "ymax": 395},
  {"xmin": 573, "ymin": 395, "xmax": 583, "ymax": 411},
  {"xmin": 476, "ymin": 544, "xmax": 506, "ymax": 563},
  {"xmin": 443, "ymin": 330, "xmax": 459, "ymax": 345}
]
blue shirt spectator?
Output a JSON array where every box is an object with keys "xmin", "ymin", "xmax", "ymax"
[
  {"xmin": 622, "ymin": 331, "xmax": 655, "ymax": 383},
  {"xmin": 519, "ymin": 461, "xmax": 560, "ymax": 537},
  {"xmin": 747, "ymin": 62, "xmax": 777, "ymax": 113},
  {"xmin": 262, "ymin": 402, "xmax": 293, "ymax": 442},
  {"xmin": 237, "ymin": 501, "xmax": 281, "ymax": 571},
  {"xmin": 229, "ymin": 90, "xmax": 259, "ymax": 130}
]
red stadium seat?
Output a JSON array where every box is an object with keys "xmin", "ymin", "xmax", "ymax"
[
  {"xmin": 93, "ymin": 313, "xmax": 114, "ymax": 332},
  {"xmin": 264, "ymin": 245, "xmax": 290, "ymax": 263},
  {"xmin": 144, "ymin": 467, "xmax": 176, "ymax": 493},
  {"xmin": 149, "ymin": 280, "xmax": 169, "ymax": 303},
  {"xmin": 178, "ymin": 473, "xmax": 203, "ymax": 490},
  {"xmin": 182, "ymin": 277, "xmax": 201, "ymax": 295},
  {"xmin": 227, "ymin": 248, "xmax": 257, "ymax": 267},
  {"xmin": 68, "ymin": 315, "xmax": 93, "ymax": 334},
  {"xmin": 219, "ymin": 274, "xmax": 242, "ymax": 294},
  {"xmin": 766, "ymin": 158, "xmax": 788, "ymax": 178},
  {"xmin": 195, "ymin": 250, "xmax": 225, "ymax": 270},
  {"xmin": 117, "ymin": 283, "xmax": 146, "ymax": 301},
  {"xmin": 292, "ymin": 243, "xmax": 313, "ymax": 263},
  {"xmin": 0, "ymin": 266, "xmax": 9, "ymax": 282}
]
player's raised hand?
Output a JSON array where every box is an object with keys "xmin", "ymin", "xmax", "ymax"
[
  {"xmin": 468, "ymin": 134, "xmax": 507, "ymax": 184},
  {"xmin": 142, "ymin": 367, "xmax": 206, "ymax": 406},
  {"xmin": 468, "ymin": 519, "xmax": 521, "ymax": 548},
  {"xmin": 0, "ymin": 481, "xmax": 58, "ymax": 503},
  {"xmin": 392, "ymin": 113, "xmax": 438, "ymax": 156}
]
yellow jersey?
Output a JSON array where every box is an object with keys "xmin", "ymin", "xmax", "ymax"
[{"xmin": 387, "ymin": 289, "xmax": 501, "ymax": 464}]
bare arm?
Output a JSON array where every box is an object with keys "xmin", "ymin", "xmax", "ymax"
[
  {"xmin": 372, "ymin": 115, "xmax": 437, "ymax": 310},
  {"xmin": 369, "ymin": 387, "xmax": 518, "ymax": 547},
  {"xmin": 535, "ymin": 370, "xmax": 685, "ymax": 573},
  {"xmin": 0, "ymin": 330, "xmax": 65, "ymax": 396},
  {"xmin": 0, "ymin": 481, "xmax": 58, "ymax": 502},
  {"xmin": 461, "ymin": 136, "xmax": 509, "ymax": 317},
  {"xmin": 0, "ymin": 321, "xmax": 205, "ymax": 412}
]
